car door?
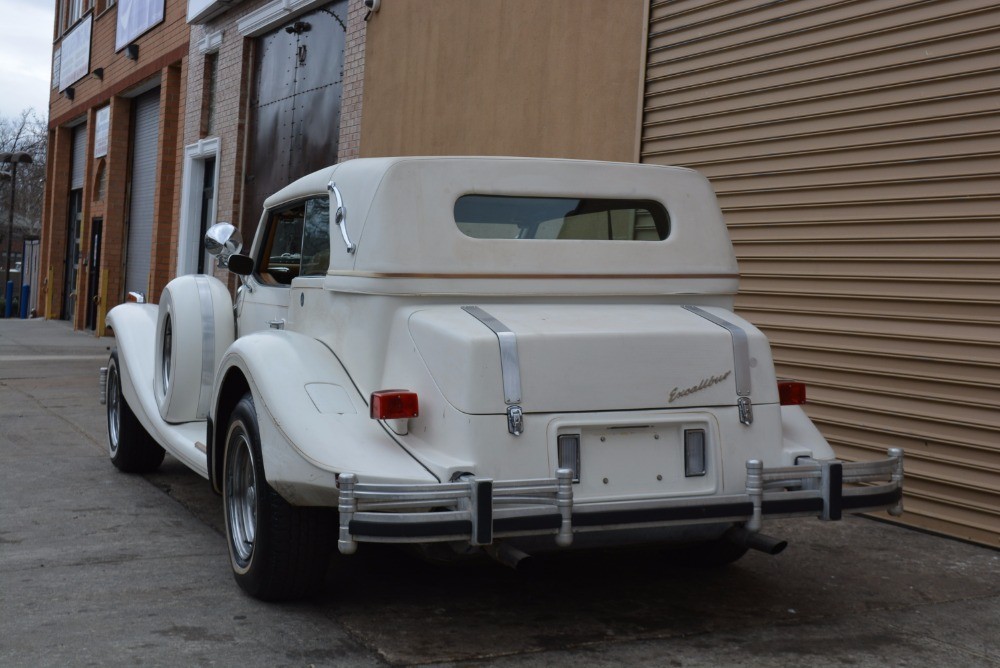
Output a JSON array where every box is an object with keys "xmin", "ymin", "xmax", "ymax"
[{"xmin": 237, "ymin": 198, "xmax": 319, "ymax": 336}]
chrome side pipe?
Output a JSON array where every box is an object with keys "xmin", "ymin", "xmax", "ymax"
[{"xmin": 725, "ymin": 526, "xmax": 788, "ymax": 555}]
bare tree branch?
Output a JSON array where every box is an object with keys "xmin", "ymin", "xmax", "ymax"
[{"xmin": 0, "ymin": 108, "xmax": 48, "ymax": 248}]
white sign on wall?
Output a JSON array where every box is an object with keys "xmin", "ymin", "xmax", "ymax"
[
  {"xmin": 59, "ymin": 16, "xmax": 92, "ymax": 91},
  {"xmin": 116, "ymin": 0, "xmax": 166, "ymax": 51},
  {"xmin": 187, "ymin": 0, "xmax": 244, "ymax": 24},
  {"xmin": 94, "ymin": 106, "xmax": 111, "ymax": 159}
]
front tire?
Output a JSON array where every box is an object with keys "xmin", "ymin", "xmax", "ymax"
[
  {"xmin": 106, "ymin": 350, "xmax": 165, "ymax": 473},
  {"xmin": 223, "ymin": 394, "xmax": 334, "ymax": 601}
]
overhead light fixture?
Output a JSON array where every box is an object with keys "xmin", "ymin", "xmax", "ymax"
[
  {"xmin": 284, "ymin": 20, "xmax": 311, "ymax": 34},
  {"xmin": 126, "ymin": 43, "xmax": 139, "ymax": 60},
  {"xmin": 92, "ymin": 67, "xmax": 104, "ymax": 80},
  {"xmin": 64, "ymin": 86, "xmax": 75, "ymax": 100}
]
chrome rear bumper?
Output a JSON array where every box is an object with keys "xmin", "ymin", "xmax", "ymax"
[{"xmin": 336, "ymin": 448, "xmax": 904, "ymax": 555}]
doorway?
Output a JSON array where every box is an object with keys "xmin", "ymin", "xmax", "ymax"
[
  {"xmin": 85, "ymin": 218, "xmax": 102, "ymax": 331},
  {"xmin": 61, "ymin": 190, "xmax": 83, "ymax": 321}
]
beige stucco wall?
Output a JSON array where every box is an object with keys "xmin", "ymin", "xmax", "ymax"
[{"xmin": 359, "ymin": 0, "xmax": 646, "ymax": 162}]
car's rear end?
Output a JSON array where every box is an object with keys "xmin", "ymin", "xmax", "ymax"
[
  {"xmin": 305, "ymin": 156, "xmax": 902, "ymax": 560},
  {"xmin": 336, "ymin": 301, "xmax": 903, "ymax": 559}
]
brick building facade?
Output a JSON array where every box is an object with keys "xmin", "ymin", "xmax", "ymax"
[
  {"xmin": 179, "ymin": 0, "xmax": 367, "ymax": 271},
  {"xmin": 41, "ymin": 0, "xmax": 190, "ymax": 330}
]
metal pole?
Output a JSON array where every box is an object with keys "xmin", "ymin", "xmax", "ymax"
[{"xmin": 4, "ymin": 160, "xmax": 18, "ymax": 291}]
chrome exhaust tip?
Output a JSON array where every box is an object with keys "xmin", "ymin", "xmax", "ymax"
[
  {"xmin": 726, "ymin": 526, "xmax": 788, "ymax": 555},
  {"xmin": 484, "ymin": 542, "xmax": 534, "ymax": 571}
]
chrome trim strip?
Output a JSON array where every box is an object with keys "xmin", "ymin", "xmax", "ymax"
[
  {"xmin": 325, "ymin": 270, "xmax": 740, "ymax": 280},
  {"xmin": 195, "ymin": 276, "xmax": 216, "ymax": 418},
  {"xmin": 98, "ymin": 366, "xmax": 108, "ymax": 405},
  {"xmin": 461, "ymin": 306, "xmax": 522, "ymax": 405},
  {"xmin": 327, "ymin": 181, "xmax": 356, "ymax": 254},
  {"xmin": 683, "ymin": 305, "xmax": 751, "ymax": 397}
]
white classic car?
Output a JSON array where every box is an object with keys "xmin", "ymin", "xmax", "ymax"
[{"xmin": 101, "ymin": 157, "xmax": 903, "ymax": 601}]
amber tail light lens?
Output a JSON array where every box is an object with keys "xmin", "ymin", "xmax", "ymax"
[
  {"xmin": 370, "ymin": 390, "xmax": 419, "ymax": 420},
  {"xmin": 778, "ymin": 381, "xmax": 807, "ymax": 406}
]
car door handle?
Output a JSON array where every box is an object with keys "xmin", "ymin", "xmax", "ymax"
[{"xmin": 268, "ymin": 318, "xmax": 285, "ymax": 330}]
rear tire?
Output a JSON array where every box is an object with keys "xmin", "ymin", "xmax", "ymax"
[
  {"xmin": 223, "ymin": 393, "xmax": 335, "ymax": 601},
  {"xmin": 106, "ymin": 351, "xmax": 165, "ymax": 473}
]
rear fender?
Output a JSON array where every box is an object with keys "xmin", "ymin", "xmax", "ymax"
[
  {"xmin": 781, "ymin": 405, "xmax": 836, "ymax": 461},
  {"xmin": 212, "ymin": 330, "xmax": 438, "ymax": 506}
]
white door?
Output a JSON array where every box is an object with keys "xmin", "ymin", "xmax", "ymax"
[{"xmin": 237, "ymin": 196, "xmax": 329, "ymax": 336}]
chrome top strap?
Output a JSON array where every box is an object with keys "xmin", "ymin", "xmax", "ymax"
[
  {"xmin": 462, "ymin": 305, "xmax": 522, "ymax": 405},
  {"xmin": 683, "ymin": 305, "xmax": 751, "ymax": 397}
]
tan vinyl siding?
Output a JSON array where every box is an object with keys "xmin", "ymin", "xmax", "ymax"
[{"xmin": 641, "ymin": 0, "xmax": 1000, "ymax": 547}]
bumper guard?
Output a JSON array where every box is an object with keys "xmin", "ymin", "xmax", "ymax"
[{"xmin": 336, "ymin": 448, "xmax": 903, "ymax": 555}]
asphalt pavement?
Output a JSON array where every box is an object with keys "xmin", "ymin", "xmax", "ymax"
[{"xmin": 1, "ymin": 318, "xmax": 998, "ymax": 667}]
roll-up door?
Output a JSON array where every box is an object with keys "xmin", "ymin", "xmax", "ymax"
[
  {"xmin": 63, "ymin": 124, "xmax": 88, "ymax": 320},
  {"xmin": 125, "ymin": 88, "xmax": 161, "ymax": 298},
  {"xmin": 71, "ymin": 125, "xmax": 86, "ymax": 190},
  {"xmin": 641, "ymin": 1, "xmax": 1000, "ymax": 547}
]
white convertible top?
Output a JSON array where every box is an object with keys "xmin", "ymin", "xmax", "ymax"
[{"xmin": 264, "ymin": 156, "xmax": 738, "ymax": 295}]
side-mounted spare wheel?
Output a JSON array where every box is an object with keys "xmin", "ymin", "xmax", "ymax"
[
  {"xmin": 106, "ymin": 350, "xmax": 165, "ymax": 473},
  {"xmin": 223, "ymin": 393, "xmax": 335, "ymax": 601},
  {"xmin": 154, "ymin": 275, "xmax": 235, "ymax": 424}
]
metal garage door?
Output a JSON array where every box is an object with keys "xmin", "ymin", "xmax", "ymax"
[
  {"xmin": 71, "ymin": 124, "xmax": 87, "ymax": 189},
  {"xmin": 641, "ymin": 0, "xmax": 1000, "ymax": 547},
  {"xmin": 125, "ymin": 88, "xmax": 161, "ymax": 299},
  {"xmin": 245, "ymin": 0, "xmax": 348, "ymax": 229}
]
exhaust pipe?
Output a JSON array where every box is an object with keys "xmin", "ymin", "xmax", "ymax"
[
  {"xmin": 484, "ymin": 542, "xmax": 533, "ymax": 570},
  {"xmin": 725, "ymin": 527, "xmax": 788, "ymax": 555}
]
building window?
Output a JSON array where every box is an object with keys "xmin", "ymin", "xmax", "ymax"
[
  {"xmin": 60, "ymin": 0, "xmax": 94, "ymax": 34},
  {"xmin": 201, "ymin": 53, "xmax": 219, "ymax": 138}
]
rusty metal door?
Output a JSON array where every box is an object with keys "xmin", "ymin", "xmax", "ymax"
[{"xmin": 245, "ymin": 1, "xmax": 348, "ymax": 231}]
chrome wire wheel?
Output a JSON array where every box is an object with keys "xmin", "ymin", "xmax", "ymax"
[
  {"xmin": 226, "ymin": 429, "xmax": 258, "ymax": 569},
  {"xmin": 107, "ymin": 362, "xmax": 121, "ymax": 457}
]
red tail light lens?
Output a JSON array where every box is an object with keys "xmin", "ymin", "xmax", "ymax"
[
  {"xmin": 370, "ymin": 390, "xmax": 419, "ymax": 420},
  {"xmin": 778, "ymin": 381, "xmax": 807, "ymax": 406}
]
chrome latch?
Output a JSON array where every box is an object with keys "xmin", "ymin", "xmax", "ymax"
[
  {"xmin": 738, "ymin": 396, "xmax": 753, "ymax": 425},
  {"xmin": 507, "ymin": 405, "xmax": 524, "ymax": 436}
]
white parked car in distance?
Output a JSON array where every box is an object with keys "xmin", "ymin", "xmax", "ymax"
[{"xmin": 101, "ymin": 157, "xmax": 903, "ymax": 601}]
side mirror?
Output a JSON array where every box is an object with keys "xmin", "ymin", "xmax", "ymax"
[
  {"xmin": 204, "ymin": 222, "xmax": 243, "ymax": 268},
  {"xmin": 227, "ymin": 254, "xmax": 254, "ymax": 276}
]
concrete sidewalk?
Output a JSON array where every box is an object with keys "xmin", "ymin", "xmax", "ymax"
[{"xmin": 1, "ymin": 318, "xmax": 998, "ymax": 667}]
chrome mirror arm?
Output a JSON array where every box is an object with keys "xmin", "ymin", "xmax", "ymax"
[{"xmin": 328, "ymin": 181, "xmax": 356, "ymax": 254}]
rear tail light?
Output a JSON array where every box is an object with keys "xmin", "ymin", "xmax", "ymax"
[
  {"xmin": 369, "ymin": 390, "xmax": 419, "ymax": 420},
  {"xmin": 684, "ymin": 429, "xmax": 706, "ymax": 477},
  {"xmin": 778, "ymin": 381, "xmax": 807, "ymax": 406}
]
